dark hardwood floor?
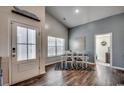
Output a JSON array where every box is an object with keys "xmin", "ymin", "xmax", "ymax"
[{"xmin": 13, "ymin": 63, "xmax": 124, "ymax": 86}]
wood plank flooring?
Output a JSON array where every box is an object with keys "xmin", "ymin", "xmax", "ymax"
[{"xmin": 13, "ymin": 63, "xmax": 124, "ymax": 86}]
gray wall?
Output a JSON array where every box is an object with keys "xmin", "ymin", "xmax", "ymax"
[
  {"xmin": 69, "ymin": 13, "xmax": 124, "ymax": 68},
  {"xmin": 45, "ymin": 12, "xmax": 68, "ymax": 65}
]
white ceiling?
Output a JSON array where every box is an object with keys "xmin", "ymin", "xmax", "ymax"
[{"xmin": 46, "ymin": 6, "xmax": 124, "ymax": 28}]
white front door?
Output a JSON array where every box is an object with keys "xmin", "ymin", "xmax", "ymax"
[{"xmin": 11, "ymin": 22, "xmax": 40, "ymax": 84}]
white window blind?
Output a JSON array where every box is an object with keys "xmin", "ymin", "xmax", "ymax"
[{"xmin": 48, "ymin": 36, "xmax": 65, "ymax": 57}]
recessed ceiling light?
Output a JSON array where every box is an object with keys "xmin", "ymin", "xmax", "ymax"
[{"xmin": 75, "ymin": 9, "xmax": 79, "ymax": 14}]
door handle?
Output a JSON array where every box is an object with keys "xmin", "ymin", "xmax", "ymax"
[
  {"xmin": 12, "ymin": 48, "xmax": 16, "ymax": 57},
  {"xmin": 12, "ymin": 48, "xmax": 16, "ymax": 53}
]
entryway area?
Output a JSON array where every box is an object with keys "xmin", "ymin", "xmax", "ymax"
[
  {"xmin": 95, "ymin": 33, "xmax": 112, "ymax": 66},
  {"xmin": 10, "ymin": 22, "xmax": 41, "ymax": 85}
]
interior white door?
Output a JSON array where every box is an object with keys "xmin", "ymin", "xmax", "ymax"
[{"xmin": 11, "ymin": 22, "xmax": 40, "ymax": 84}]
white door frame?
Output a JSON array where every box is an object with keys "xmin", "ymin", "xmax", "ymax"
[
  {"xmin": 94, "ymin": 32, "xmax": 112, "ymax": 67},
  {"xmin": 9, "ymin": 20, "xmax": 41, "ymax": 85}
]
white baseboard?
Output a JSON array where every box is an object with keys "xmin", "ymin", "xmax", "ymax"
[
  {"xmin": 40, "ymin": 71, "xmax": 46, "ymax": 74},
  {"xmin": 3, "ymin": 83, "xmax": 9, "ymax": 86},
  {"xmin": 95, "ymin": 62, "xmax": 124, "ymax": 71},
  {"xmin": 45, "ymin": 61, "xmax": 60, "ymax": 66},
  {"xmin": 112, "ymin": 66, "xmax": 124, "ymax": 71},
  {"xmin": 85, "ymin": 62, "xmax": 95, "ymax": 65}
]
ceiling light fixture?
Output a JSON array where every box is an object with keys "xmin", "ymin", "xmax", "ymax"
[{"xmin": 75, "ymin": 9, "xmax": 79, "ymax": 14}]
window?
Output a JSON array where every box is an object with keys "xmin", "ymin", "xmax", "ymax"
[
  {"xmin": 17, "ymin": 26, "xmax": 27, "ymax": 61},
  {"xmin": 57, "ymin": 38, "xmax": 65, "ymax": 55},
  {"xmin": 27, "ymin": 29, "xmax": 36, "ymax": 59},
  {"xmin": 17, "ymin": 26, "xmax": 36, "ymax": 61},
  {"xmin": 48, "ymin": 36, "xmax": 56, "ymax": 57},
  {"xmin": 48, "ymin": 36, "xmax": 65, "ymax": 57}
]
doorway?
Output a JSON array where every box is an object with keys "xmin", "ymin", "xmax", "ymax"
[
  {"xmin": 95, "ymin": 33, "xmax": 112, "ymax": 66},
  {"xmin": 10, "ymin": 22, "xmax": 40, "ymax": 85}
]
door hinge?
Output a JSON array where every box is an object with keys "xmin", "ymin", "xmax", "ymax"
[
  {"xmin": 38, "ymin": 32, "xmax": 40, "ymax": 36},
  {"xmin": 39, "ymin": 66, "xmax": 40, "ymax": 70}
]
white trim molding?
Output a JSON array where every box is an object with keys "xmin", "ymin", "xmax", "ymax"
[
  {"xmin": 112, "ymin": 66, "xmax": 124, "ymax": 71},
  {"xmin": 94, "ymin": 32, "xmax": 113, "ymax": 67},
  {"xmin": 45, "ymin": 61, "xmax": 60, "ymax": 66},
  {"xmin": 3, "ymin": 83, "xmax": 9, "ymax": 86}
]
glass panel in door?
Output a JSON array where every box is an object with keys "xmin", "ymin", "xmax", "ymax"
[
  {"xmin": 17, "ymin": 26, "xmax": 27, "ymax": 44},
  {"xmin": 16, "ymin": 26, "xmax": 37, "ymax": 61},
  {"xmin": 28, "ymin": 45, "xmax": 36, "ymax": 59},
  {"xmin": 17, "ymin": 44, "xmax": 27, "ymax": 61}
]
